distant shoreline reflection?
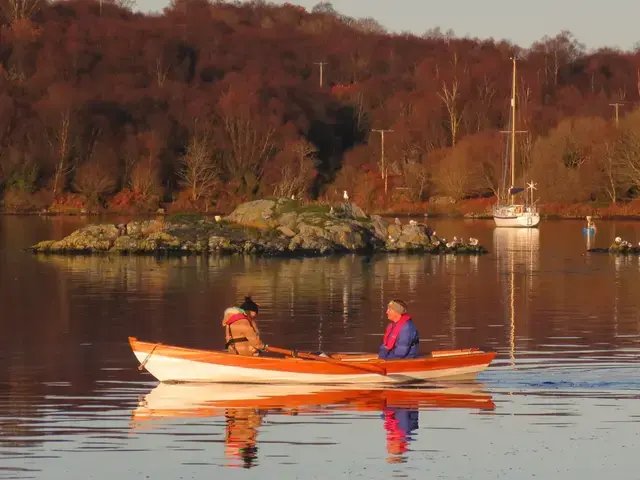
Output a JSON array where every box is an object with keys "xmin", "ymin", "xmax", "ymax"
[{"xmin": 130, "ymin": 382, "xmax": 495, "ymax": 468}]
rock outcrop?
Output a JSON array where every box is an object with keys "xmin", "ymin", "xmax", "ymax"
[
  {"xmin": 27, "ymin": 198, "xmax": 489, "ymax": 256},
  {"xmin": 588, "ymin": 236, "xmax": 640, "ymax": 254}
]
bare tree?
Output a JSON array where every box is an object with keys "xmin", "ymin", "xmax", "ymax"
[
  {"xmin": 218, "ymin": 86, "xmax": 277, "ymax": 188},
  {"xmin": 475, "ymin": 75, "xmax": 496, "ymax": 132},
  {"xmin": 600, "ymin": 140, "xmax": 626, "ymax": 204},
  {"xmin": 272, "ymin": 140, "xmax": 317, "ymax": 199},
  {"xmin": 115, "ymin": 0, "xmax": 137, "ymax": 10},
  {"xmin": 531, "ymin": 30, "xmax": 584, "ymax": 87},
  {"xmin": 311, "ymin": 1, "xmax": 336, "ymax": 14},
  {"xmin": 403, "ymin": 160, "xmax": 430, "ymax": 201},
  {"xmin": 352, "ymin": 17, "xmax": 386, "ymax": 35},
  {"xmin": 616, "ymin": 130, "xmax": 640, "ymax": 189},
  {"xmin": 130, "ymin": 159, "xmax": 161, "ymax": 204},
  {"xmin": 434, "ymin": 147, "xmax": 475, "ymax": 200},
  {"xmin": 74, "ymin": 161, "xmax": 117, "ymax": 205},
  {"xmin": 438, "ymin": 79, "xmax": 464, "ymax": 147},
  {"xmin": 155, "ymin": 57, "xmax": 170, "ymax": 87},
  {"xmin": 0, "ymin": 0, "xmax": 41, "ymax": 22},
  {"xmin": 178, "ymin": 128, "xmax": 219, "ymax": 202},
  {"xmin": 45, "ymin": 109, "xmax": 76, "ymax": 198}
]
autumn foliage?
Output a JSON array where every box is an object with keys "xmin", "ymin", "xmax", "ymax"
[{"xmin": 1, "ymin": 0, "xmax": 640, "ymax": 215}]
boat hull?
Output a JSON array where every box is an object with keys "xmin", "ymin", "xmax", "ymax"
[
  {"xmin": 493, "ymin": 205, "xmax": 540, "ymax": 228},
  {"xmin": 129, "ymin": 337, "xmax": 496, "ymax": 385},
  {"xmin": 493, "ymin": 214, "xmax": 540, "ymax": 228}
]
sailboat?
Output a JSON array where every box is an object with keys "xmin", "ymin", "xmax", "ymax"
[{"xmin": 492, "ymin": 57, "xmax": 540, "ymax": 228}]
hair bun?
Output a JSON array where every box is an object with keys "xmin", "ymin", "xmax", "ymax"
[{"xmin": 240, "ymin": 296, "xmax": 259, "ymax": 314}]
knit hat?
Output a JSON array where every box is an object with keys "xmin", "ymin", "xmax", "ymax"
[
  {"xmin": 387, "ymin": 299, "xmax": 407, "ymax": 314},
  {"xmin": 239, "ymin": 296, "xmax": 259, "ymax": 314}
]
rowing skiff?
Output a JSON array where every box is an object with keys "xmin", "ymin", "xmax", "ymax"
[{"xmin": 129, "ymin": 337, "xmax": 496, "ymax": 384}]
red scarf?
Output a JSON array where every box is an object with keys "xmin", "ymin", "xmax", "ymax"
[
  {"xmin": 226, "ymin": 313, "xmax": 248, "ymax": 325},
  {"xmin": 382, "ymin": 314, "xmax": 412, "ymax": 350}
]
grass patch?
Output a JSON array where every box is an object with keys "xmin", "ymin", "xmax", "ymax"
[
  {"xmin": 275, "ymin": 200, "xmax": 331, "ymax": 216},
  {"xmin": 167, "ymin": 212, "xmax": 205, "ymax": 224}
]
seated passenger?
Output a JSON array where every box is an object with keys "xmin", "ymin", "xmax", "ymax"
[{"xmin": 378, "ymin": 299, "xmax": 420, "ymax": 360}]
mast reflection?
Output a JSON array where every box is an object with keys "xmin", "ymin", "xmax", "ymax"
[{"xmin": 493, "ymin": 228, "xmax": 540, "ymax": 364}]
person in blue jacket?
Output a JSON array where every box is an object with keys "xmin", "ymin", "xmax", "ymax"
[{"xmin": 378, "ymin": 299, "xmax": 420, "ymax": 360}]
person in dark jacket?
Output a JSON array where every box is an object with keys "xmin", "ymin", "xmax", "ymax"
[{"xmin": 378, "ymin": 299, "xmax": 420, "ymax": 360}]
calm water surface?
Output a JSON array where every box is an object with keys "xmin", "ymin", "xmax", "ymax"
[{"xmin": 0, "ymin": 215, "xmax": 639, "ymax": 479}]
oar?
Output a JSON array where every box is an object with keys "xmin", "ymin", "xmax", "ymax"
[
  {"xmin": 265, "ymin": 346, "xmax": 387, "ymax": 376},
  {"xmin": 429, "ymin": 348, "xmax": 480, "ymax": 358}
]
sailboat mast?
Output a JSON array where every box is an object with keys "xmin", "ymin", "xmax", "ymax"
[{"xmin": 510, "ymin": 56, "xmax": 517, "ymax": 205}]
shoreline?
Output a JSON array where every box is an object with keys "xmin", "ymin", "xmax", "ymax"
[
  {"xmin": 24, "ymin": 199, "xmax": 489, "ymax": 257},
  {"xmin": 5, "ymin": 196, "xmax": 640, "ymax": 221},
  {"xmin": 5, "ymin": 211, "xmax": 640, "ymax": 221}
]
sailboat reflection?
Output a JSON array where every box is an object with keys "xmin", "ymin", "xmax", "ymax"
[
  {"xmin": 131, "ymin": 382, "xmax": 495, "ymax": 467},
  {"xmin": 493, "ymin": 228, "xmax": 540, "ymax": 363}
]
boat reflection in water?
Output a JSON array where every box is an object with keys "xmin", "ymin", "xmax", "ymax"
[
  {"xmin": 493, "ymin": 227, "xmax": 540, "ymax": 363},
  {"xmin": 131, "ymin": 382, "xmax": 495, "ymax": 467}
]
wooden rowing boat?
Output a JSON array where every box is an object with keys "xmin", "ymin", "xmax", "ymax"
[
  {"xmin": 130, "ymin": 382, "xmax": 495, "ymax": 422},
  {"xmin": 129, "ymin": 336, "xmax": 496, "ymax": 384}
]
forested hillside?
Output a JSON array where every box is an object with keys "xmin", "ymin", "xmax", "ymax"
[{"xmin": 1, "ymin": 0, "xmax": 640, "ymax": 213}]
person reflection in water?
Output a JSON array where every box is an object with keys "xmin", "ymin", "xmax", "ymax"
[
  {"xmin": 382, "ymin": 406, "xmax": 419, "ymax": 464},
  {"xmin": 224, "ymin": 407, "xmax": 265, "ymax": 468}
]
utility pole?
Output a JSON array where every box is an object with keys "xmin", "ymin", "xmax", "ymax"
[
  {"xmin": 372, "ymin": 129, "xmax": 393, "ymax": 195},
  {"xmin": 314, "ymin": 62, "xmax": 327, "ymax": 88},
  {"xmin": 609, "ymin": 102, "xmax": 624, "ymax": 126}
]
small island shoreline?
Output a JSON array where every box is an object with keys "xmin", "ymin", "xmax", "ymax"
[
  {"xmin": 7, "ymin": 197, "xmax": 640, "ymax": 221},
  {"xmin": 25, "ymin": 198, "xmax": 488, "ymax": 257}
]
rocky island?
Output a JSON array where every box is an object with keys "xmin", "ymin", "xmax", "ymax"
[
  {"xmin": 588, "ymin": 236, "xmax": 640, "ymax": 255},
  {"xmin": 26, "ymin": 198, "xmax": 488, "ymax": 256}
]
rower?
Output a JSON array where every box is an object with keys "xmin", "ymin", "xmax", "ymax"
[{"xmin": 222, "ymin": 296, "xmax": 267, "ymax": 356}]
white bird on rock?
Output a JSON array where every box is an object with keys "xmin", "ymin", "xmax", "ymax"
[{"xmin": 343, "ymin": 190, "xmax": 349, "ymax": 201}]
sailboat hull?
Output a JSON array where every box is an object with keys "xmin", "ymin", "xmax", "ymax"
[{"xmin": 493, "ymin": 206, "xmax": 540, "ymax": 228}]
